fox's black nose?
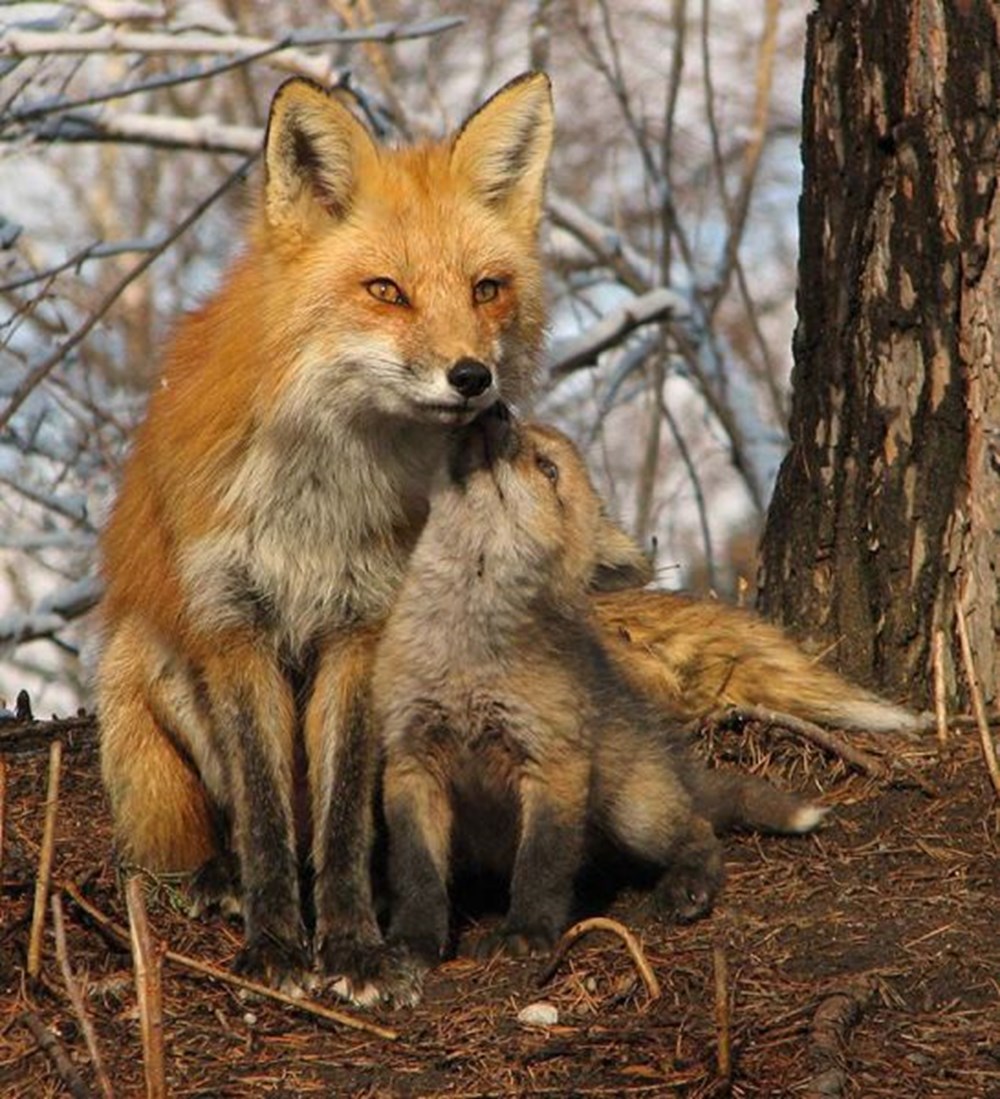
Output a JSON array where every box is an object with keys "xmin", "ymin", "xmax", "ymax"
[{"xmin": 448, "ymin": 358, "xmax": 493, "ymax": 399}]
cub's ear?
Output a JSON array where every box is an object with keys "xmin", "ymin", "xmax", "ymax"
[
  {"xmin": 450, "ymin": 71, "xmax": 553, "ymax": 229},
  {"xmin": 591, "ymin": 512, "xmax": 655, "ymax": 591},
  {"xmin": 263, "ymin": 78, "xmax": 378, "ymax": 237}
]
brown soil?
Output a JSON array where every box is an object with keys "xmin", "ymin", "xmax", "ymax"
[{"xmin": 2, "ymin": 713, "xmax": 999, "ymax": 1098}]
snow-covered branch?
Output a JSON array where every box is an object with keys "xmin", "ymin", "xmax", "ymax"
[
  {"xmin": 547, "ymin": 287, "xmax": 690, "ymax": 378},
  {"xmin": 0, "ymin": 577, "xmax": 102, "ymax": 648},
  {"xmin": 2, "ymin": 17, "xmax": 464, "ymax": 86}
]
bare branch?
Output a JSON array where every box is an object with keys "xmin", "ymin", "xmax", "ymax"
[{"xmin": 0, "ymin": 154, "xmax": 257, "ymax": 432}]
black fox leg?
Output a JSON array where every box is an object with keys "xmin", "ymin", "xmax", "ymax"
[
  {"xmin": 383, "ymin": 754, "xmax": 453, "ymax": 966},
  {"xmin": 203, "ymin": 641, "xmax": 309, "ymax": 991},
  {"xmin": 483, "ymin": 760, "xmax": 589, "ymax": 957}
]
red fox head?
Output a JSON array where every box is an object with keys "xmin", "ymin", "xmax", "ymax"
[
  {"xmin": 425, "ymin": 407, "xmax": 653, "ymax": 604},
  {"xmin": 257, "ymin": 73, "xmax": 553, "ymax": 426}
]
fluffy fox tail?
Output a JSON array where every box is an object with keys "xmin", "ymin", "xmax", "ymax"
[
  {"xmin": 593, "ymin": 590, "xmax": 931, "ymax": 733},
  {"xmin": 692, "ymin": 768, "xmax": 827, "ymax": 836}
]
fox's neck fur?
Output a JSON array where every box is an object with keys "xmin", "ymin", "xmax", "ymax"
[{"xmin": 390, "ymin": 488, "xmax": 579, "ymax": 669}]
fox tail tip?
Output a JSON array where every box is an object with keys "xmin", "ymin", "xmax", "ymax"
[{"xmin": 788, "ymin": 803, "xmax": 829, "ymax": 834}]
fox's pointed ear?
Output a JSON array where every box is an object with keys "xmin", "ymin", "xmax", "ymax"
[
  {"xmin": 451, "ymin": 72, "xmax": 553, "ymax": 227},
  {"xmin": 263, "ymin": 78, "xmax": 378, "ymax": 237},
  {"xmin": 591, "ymin": 513, "xmax": 655, "ymax": 591}
]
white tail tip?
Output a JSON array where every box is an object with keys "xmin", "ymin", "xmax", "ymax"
[
  {"xmin": 789, "ymin": 804, "xmax": 829, "ymax": 833},
  {"xmin": 834, "ymin": 699, "xmax": 934, "ymax": 734}
]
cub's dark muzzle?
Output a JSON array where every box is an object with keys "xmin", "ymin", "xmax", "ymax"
[{"xmin": 449, "ymin": 401, "xmax": 520, "ymax": 484}]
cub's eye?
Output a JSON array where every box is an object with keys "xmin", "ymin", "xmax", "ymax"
[
  {"xmin": 536, "ymin": 454, "xmax": 559, "ymax": 484},
  {"xmin": 366, "ymin": 278, "xmax": 409, "ymax": 306},
  {"xmin": 473, "ymin": 278, "xmax": 502, "ymax": 305}
]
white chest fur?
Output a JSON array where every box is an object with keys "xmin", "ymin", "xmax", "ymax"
[{"xmin": 180, "ymin": 417, "xmax": 441, "ymax": 653}]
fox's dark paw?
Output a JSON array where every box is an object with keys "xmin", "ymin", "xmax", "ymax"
[
  {"xmin": 189, "ymin": 852, "xmax": 242, "ymax": 919},
  {"xmin": 318, "ymin": 934, "xmax": 427, "ymax": 1008},
  {"xmin": 233, "ymin": 929, "xmax": 312, "ymax": 996},
  {"xmin": 473, "ymin": 922, "xmax": 559, "ymax": 960}
]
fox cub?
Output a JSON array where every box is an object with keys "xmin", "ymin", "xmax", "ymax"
[{"xmin": 372, "ymin": 407, "xmax": 826, "ymax": 973}]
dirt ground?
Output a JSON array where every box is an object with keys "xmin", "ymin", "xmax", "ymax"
[{"xmin": 2, "ymin": 708, "xmax": 999, "ymax": 1098}]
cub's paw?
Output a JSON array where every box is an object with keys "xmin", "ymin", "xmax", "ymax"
[
  {"xmin": 233, "ymin": 929, "xmax": 312, "ymax": 997},
  {"xmin": 655, "ymin": 849, "xmax": 725, "ymax": 924},
  {"xmin": 318, "ymin": 935, "xmax": 427, "ymax": 1009},
  {"xmin": 189, "ymin": 852, "xmax": 242, "ymax": 920},
  {"xmin": 473, "ymin": 922, "xmax": 559, "ymax": 960}
]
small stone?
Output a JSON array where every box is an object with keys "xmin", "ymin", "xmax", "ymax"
[
  {"xmin": 243, "ymin": 1012, "xmax": 257, "ymax": 1026},
  {"xmin": 517, "ymin": 1001, "xmax": 559, "ymax": 1027}
]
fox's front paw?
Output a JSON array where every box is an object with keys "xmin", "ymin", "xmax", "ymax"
[
  {"xmin": 317, "ymin": 934, "xmax": 427, "ymax": 1009},
  {"xmin": 473, "ymin": 922, "xmax": 559, "ymax": 960},
  {"xmin": 233, "ymin": 928, "xmax": 312, "ymax": 996},
  {"xmin": 188, "ymin": 852, "xmax": 242, "ymax": 919},
  {"xmin": 656, "ymin": 848, "xmax": 725, "ymax": 924}
]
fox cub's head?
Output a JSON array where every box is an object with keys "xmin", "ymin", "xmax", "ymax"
[
  {"xmin": 260, "ymin": 74, "xmax": 553, "ymax": 426},
  {"xmin": 429, "ymin": 407, "xmax": 652, "ymax": 604}
]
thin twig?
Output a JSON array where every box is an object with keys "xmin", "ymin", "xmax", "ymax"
[
  {"xmin": 0, "ymin": 756, "xmax": 6, "ymax": 878},
  {"xmin": 536, "ymin": 916, "xmax": 661, "ymax": 1002},
  {"xmin": 660, "ymin": 389, "xmax": 717, "ymax": 591},
  {"xmin": 60, "ymin": 882, "xmax": 399, "ymax": 1041},
  {"xmin": 954, "ymin": 593, "xmax": 1000, "ymax": 799},
  {"xmin": 19, "ymin": 1010, "xmax": 93, "ymax": 1099},
  {"xmin": 52, "ymin": 894, "xmax": 115, "ymax": 1099},
  {"xmin": 932, "ymin": 629, "xmax": 949, "ymax": 753},
  {"xmin": 713, "ymin": 943, "xmax": 731, "ymax": 1083},
  {"xmin": 126, "ymin": 878, "xmax": 166, "ymax": 1099},
  {"xmin": 0, "ymin": 155, "xmax": 256, "ymax": 433},
  {"xmin": 27, "ymin": 739, "xmax": 62, "ymax": 978},
  {"xmin": 728, "ymin": 705, "xmax": 888, "ymax": 777}
]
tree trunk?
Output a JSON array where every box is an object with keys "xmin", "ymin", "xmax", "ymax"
[{"xmin": 758, "ymin": 0, "xmax": 1000, "ymax": 710}]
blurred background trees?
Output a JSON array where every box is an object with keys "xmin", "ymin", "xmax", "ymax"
[{"xmin": 1, "ymin": 0, "xmax": 808, "ymax": 709}]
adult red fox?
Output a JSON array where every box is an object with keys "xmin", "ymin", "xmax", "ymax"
[
  {"xmin": 99, "ymin": 72, "xmax": 557, "ymax": 994},
  {"xmin": 372, "ymin": 408, "xmax": 826, "ymax": 1000},
  {"xmin": 97, "ymin": 71, "xmax": 922, "ymax": 1000}
]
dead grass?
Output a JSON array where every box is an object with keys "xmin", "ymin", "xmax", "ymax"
[{"xmin": 2, "ymin": 711, "xmax": 999, "ymax": 1097}]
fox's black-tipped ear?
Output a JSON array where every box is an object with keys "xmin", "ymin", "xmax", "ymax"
[
  {"xmin": 591, "ymin": 512, "xmax": 655, "ymax": 591},
  {"xmin": 264, "ymin": 78, "xmax": 378, "ymax": 237},
  {"xmin": 451, "ymin": 72, "xmax": 553, "ymax": 228}
]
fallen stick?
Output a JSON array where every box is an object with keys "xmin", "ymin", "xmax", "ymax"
[
  {"xmin": 726, "ymin": 706, "xmax": 887, "ymax": 777},
  {"xmin": 932, "ymin": 629, "xmax": 948, "ymax": 753},
  {"xmin": 804, "ymin": 978, "xmax": 875, "ymax": 1099},
  {"xmin": 60, "ymin": 881, "xmax": 399, "ymax": 1041},
  {"xmin": 955, "ymin": 594, "xmax": 1000, "ymax": 800},
  {"xmin": 713, "ymin": 944, "xmax": 731, "ymax": 1083},
  {"xmin": 536, "ymin": 916, "xmax": 661, "ymax": 1001},
  {"xmin": 126, "ymin": 878, "xmax": 167, "ymax": 1099},
  {"xmin": 19, "ymin": 1009, "xmax": 92, "ymax": 1099},
  {"xmin": 52, "ymin": 893, "xmax": 115, "ymax": 1099},
  {"xmin": 27, "ymin": 738, "xmax": 62, "ymax": 978}
]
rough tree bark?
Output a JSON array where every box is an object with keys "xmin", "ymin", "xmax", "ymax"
[{"xmin": 758, "ymin": 0, "xmax": 1000, "ymax": 710}]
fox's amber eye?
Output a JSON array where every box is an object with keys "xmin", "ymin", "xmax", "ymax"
[
  {"xmin": 366, "ymin": 278, "xmax": 408, "ymax": 306},
  {"xmin": 536, "ymin": 454, "xmax": 559, "ymax": 484},
  {"xmin": 473, "ymin": 278, "xmax": 502, "ymax": 305}
]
